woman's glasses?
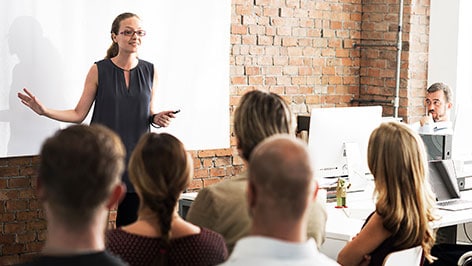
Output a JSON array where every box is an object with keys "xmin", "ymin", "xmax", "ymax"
[{"xmin": 119, "ymin": 30, "xmax": 146, "ymax": 37}]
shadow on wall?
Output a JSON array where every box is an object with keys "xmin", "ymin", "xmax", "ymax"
[{"xmin": 0, "ymin": 16, "xmax": 65, "ymax": 157}]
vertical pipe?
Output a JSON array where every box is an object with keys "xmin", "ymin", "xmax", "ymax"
[{"xmin": 394, "ymin": 0, "xmax": 404, "ymax": 118}]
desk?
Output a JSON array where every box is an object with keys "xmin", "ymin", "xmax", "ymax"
[
  {"xmin": 320, "ymin": 187, "xmax": 472, "ymax": 260},
  {"xmin": 178, "ymin": 192, "xmax": 198, "ymax": 219},
  {"xmin": 178, "ymin": 187, "xmax": 472, "ymax": 260},
  {"xmin": 320, "ymin": 183, "xmax": 376, "ymax": 259}
]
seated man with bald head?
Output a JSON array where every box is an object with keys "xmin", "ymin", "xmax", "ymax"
[{"xmin": 220, "ymin": 135, "xmax": 338, "ymax": 265}]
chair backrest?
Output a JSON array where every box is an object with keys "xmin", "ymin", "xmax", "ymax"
[
  {"xmin": 383, "ymin": 246, "xmax": 423, "ymax": 266},
  {"xmin": 458, "ymin": 251, "xmax": 472, "ymax": 266}
]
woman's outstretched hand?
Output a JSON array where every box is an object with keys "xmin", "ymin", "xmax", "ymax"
[{"xmin": 18, "ymin": 88, "xmax": 47, "ymax": 116}]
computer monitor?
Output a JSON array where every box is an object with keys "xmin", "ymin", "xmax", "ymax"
[
  {"xmin": 420, "ymin": 134, "xmax": 453, "ymax": 161},
  {"xmin": 308, "ymin": 106, "xmax": 383, "ymax": 185},
  {"xmin": 428, "ymin": 159, "xmax": 461, "ymax": 201}
]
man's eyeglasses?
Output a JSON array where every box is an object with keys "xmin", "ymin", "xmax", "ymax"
[
  {"xmin": 425, "ymin": 99, "xmax": 442, "ymax": 106},
  {"xmin": 119, "ymin": 30, "xmax": 146, "ymax": 37}
]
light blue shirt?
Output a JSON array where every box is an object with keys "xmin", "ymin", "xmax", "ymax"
[
  {"xmin": 411, "ymin": 121, "xmax": 453, "ymax": 135},
  {"xmin": 219, "ymin": 236, "xmax": 339, "ymax": 266}
]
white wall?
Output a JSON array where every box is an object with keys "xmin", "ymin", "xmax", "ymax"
[
  {"xmin": 0, "ymin": 0, "xmax": 231, "ymax": 157},
  {"xmin": 428, "ymin": 0, "xmax": 472, "ymax": 164},
  {"xmin": 429, "ymin": 0, "xmax": 472, "ymax": 244}
]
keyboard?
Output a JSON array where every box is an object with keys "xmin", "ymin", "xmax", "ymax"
[{"xmin": 437, "ymin": 199, "xmax": 472, "ymax": 211}]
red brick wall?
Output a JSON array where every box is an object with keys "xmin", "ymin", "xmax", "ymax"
[
  {"xmin": 0, "ymin": 157, "xmax": 44, "ymax": 264},
  {"xmin": 0, "ymin": 0, "xmax": 431, "ymax": 264},
  {"xmin": 356, "ymin": 0, "xmax": 430, "ymax": 121}
]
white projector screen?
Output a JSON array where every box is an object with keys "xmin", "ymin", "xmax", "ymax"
[{"xmin": 0, "ymin": 0, "xmax": 231, "ymax": 157}]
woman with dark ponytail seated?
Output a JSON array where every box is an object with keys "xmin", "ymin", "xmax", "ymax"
[{"xmin": 106, "ymin": 133, "xmax": 228, "ymax": 266}]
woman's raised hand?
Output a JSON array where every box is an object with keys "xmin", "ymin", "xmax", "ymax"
[{"xmin": 18, "ymin": 88, "xmax": 47, "ymax": 116}]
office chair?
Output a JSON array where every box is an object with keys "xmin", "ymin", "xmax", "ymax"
[
  {"xmin": 383, "ymin": 246, "xmax": 423, "ymax": 266},
  {"xmin": 458, "ymin": 251, "xmax": 472, "ymax": 266}
]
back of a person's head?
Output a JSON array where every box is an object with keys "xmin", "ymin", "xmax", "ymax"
[
  {"xmin": 427, "ymin": 82, "xmax": 453, "ymax": 104},
  {"xmin": 234, "ymin": 90, "xmax": 294, "ymax": 161},
  {"xmin": 39, "ymin": 124, "xmax": 125, "ymax": 229},
  {"xmin": 368, "ymin": 122, "xmax": 431, "ymax": 209},
  {"xmin": 248, "ymin": 134, "xmax": 314, "ymax": 221},
  {"xmin": 128, "ymin": 132, "xmax": 191, "ymax": 261},
  {"xmin": 367, "ymin": 121, "xmax": 436, "ymax": 261}
]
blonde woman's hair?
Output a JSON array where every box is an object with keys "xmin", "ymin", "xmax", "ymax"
[
  {"xmin": 368, "ymin": 122, "xmax": 437, "ymax": 263},
  {"xmin": 234, "ymin": 90, "xmax": 294, "ymax": 161}
]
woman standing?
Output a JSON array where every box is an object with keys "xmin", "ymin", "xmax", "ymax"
[{"xmin": 17, "ymin": 12, "xmax": 177, "ymax": 226}]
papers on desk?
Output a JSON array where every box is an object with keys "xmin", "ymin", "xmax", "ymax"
[
  {"xmin": 180, "ymin": 192, "xmax": 198, "ymax": 201},
  {"xmin": 318, "ymin": 177, "xmax": 339, "ymax": 188}
]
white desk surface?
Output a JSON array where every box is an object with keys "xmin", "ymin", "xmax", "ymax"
[
  {"xmin": 180, "ymin": 186, "xmax": 472, "ymax": 237},
  {"xmin": 321, "ymin": 184, "xmax": 472, "ymax": 259},
  {"xmin": 324, "ymin": 187, "xmax": 472, "ymax": 238},
  {"xmin": 180, "ymin": 183, "xmax": 472, "ymax": 260},
  {"xmin": 433, "ymin": 189, "xmax": 472, "ymax": 228}
]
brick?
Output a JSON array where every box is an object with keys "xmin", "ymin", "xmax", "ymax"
[
  {"xmin": 19, "ymin": 167, "xmax": 37, "ymax": 177},
  {"xmin": 202, "ymin": 158, "xmax": 213, "ymax": 168},
  {"xmin": 26, "ymin": 220, "xmax": 47, "ymax": 231},
  {"xmin": 8, "ymin": 178, "xmax": 30, "ymax": 189},
  {"xmin": 0, "ymin": 179, "xmax": 7, "ymax": 189},
  {"xmin": 16, "ymin": 211, "xmax": 39, "ymax": 221},
  {"xmin": 210, "ymin": 167, "xmax": 226, "ymax": 177},
  {"xmin": 282, "ymin": 37, "xmax": 298, "ymax": 47},
  {"xmin": 0, "ymin": 167, "xmax": 19, "ymax": 177},
  {"xmin": 245, "ymin": 66, "xmax": 260, "ymax": 75},
  {"xmin": 6, "ymin": 200, "xmax": 29, "ymax": 211},
  {"xmin": 2, "ymin": 243, "xmax": 26, "ymax": 255},
  {"xmin": 187, "ymin": 179, "xmax": 203, "ymax": 190},
  {"xmin": 231, "ymin": 24, "xmax": 247, "ymax": 35},
  {"xmin": 0, "ymin": 212, "xmax": 15, "ymax": 222},
  {"xmin": 7, "ymin": 157, "xmax": 33, "ymax": 166},
  {"xmin": 203, "ymin": 178, "xmax": 224, "ymax": 187},
  {"xmin": 231, "ymin": 76, "xmax": 247, "ymax": 85},
  {"xmin": 0, "ymin": 234, "xmax": 16, "ymax": 244},
  {"xmin": 25, "ymin": 242, "xmax": 43, "ymax": 253},
  {"xmin": 37, "ymin": 230, "xmax": 47, "ymax": 241},
  {"xmin": 193, "ymin": 169, "xmax": 209, "ymax": 179},
  {"xmin": 5, "ymin": 222, "xmax": 27, "ymax": 234},
  {"xmin": 18, "ymin": 189, "xmax": 36, "ymax": 199},
  {"xmin": 215, "ymin": 157, "xmax": 231, "ymax": 167},
  {"xmin": 197, "ymin": 150, "xmax": 216, "ymax": 158},
  {"xmin": 16, "ymin": 232, "xmax": 37, "ymax": 243},
  {"xmin": 215, "ymin": 148, "xmax": 232, "ymax": 157},
  {"xmin": 0, "ymin": 255, "xmax": 21, "ymax": 266},
  {"xmin": 28, "ymin": 200, "xmax": 41, "ymax": 210},
  {"xmin": 192, "ymin": 157, "xmax": 202, "ymax": 168},
  {"xmin": 248, "ymin": 76, "xmax": 263, "ymax": 85}
]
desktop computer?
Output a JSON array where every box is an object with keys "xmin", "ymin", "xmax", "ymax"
[
  {"xmin": 420, "ymin": 134, "xmax": 453, "ymax": 160},
  {"xmin": 420, "ymin": 134, "xmax": 472, "ymax": 191}
]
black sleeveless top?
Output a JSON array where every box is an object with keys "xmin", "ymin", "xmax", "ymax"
[
  {"xmin": 363, "ymin": 212, "xmax": 419, "ymax": 266},
  {"xmin": 92, "ymin": 59, "xmax": 153, "ymax": 192}
]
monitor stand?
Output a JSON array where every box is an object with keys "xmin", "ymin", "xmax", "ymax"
[{"xmin": 344, "ymin": 142, "xmax": 369, "ymax": 192}]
